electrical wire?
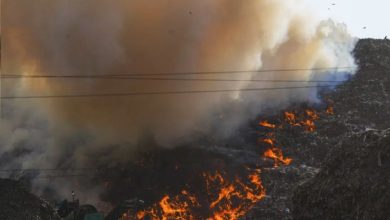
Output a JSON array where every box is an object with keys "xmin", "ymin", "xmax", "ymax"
[
  {"xmin": 1, "ymin": 67, "xmax": 355, "ymax": 78},
  {"xmin": 0, "ymin": 85, "xmax": 338, "ymax": 100}
]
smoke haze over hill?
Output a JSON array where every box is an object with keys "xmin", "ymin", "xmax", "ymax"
[{"xmin": 1, "ymin": 0, "xmax": 356, "ymax": 203}]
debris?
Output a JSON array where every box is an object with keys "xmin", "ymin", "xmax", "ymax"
[
  {"xmin": 0, "ymin": 179, "xmax": 60, "ymax": 220},
  {"xmin": 292, "ymin": 129, "xmax": 390, "ymax": 219}
]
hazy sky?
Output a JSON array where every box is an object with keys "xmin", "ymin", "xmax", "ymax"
[{"xmin": 303, "ymin": 0, "xmax": 389, "ymax": 39}]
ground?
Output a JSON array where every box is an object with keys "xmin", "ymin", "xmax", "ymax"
[
  {"xmin": 0, "ymin": 179, "xmax": 59, "ymax": 220},
  {"xmin": 251, "ymin": 39, "xmax": 390, "ymax": 219}
]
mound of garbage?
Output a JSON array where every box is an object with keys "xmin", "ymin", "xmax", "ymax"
[
  {"xmin": 0, "ymin": 179, "xmax": 59, "ymax": 220},
  {"xmin": 292, "ymin": 129, "xmax": 390, "ymax": 219}
]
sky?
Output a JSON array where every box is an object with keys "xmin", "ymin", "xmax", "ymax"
[
  {"xmin": 303, "ymin": 0, "xmax": 390, "ymax": 39},
  {"xmin": 0, "ymin": 1, "xmax": 386, "ymax": 39}
]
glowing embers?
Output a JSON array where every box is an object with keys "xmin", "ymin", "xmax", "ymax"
[
  {"xmin": 258, "ymin": 121, "xmax": 276, "ymax": 129},
  {"xmin": 134, "ymin": 193, "xmax": 195, "ymax": 220},
  {"xmin": 284, "ymin": 112, "xmax": 301, "ymax": 126},
  {"xmin": 326, "ymin": 106, "xmax": 334, "ymax": 115},
  {"xmin": 134, "ymin": 170, "xmax": 265, "ymax": 220},
  {"xmin": 258, "ymin": 120, "xmax": 292, "ymax": 167},
  {"xmin": 263, "ymin": 148, "xmax": 292, "ymax": 166},
  {"xmin": 258, "ymin": 107, "xmax": 333, "ymax": 167},
  {"xmin": 207, "ymin": 170, "xmax": 266, "ymax": 220},
  {"xmin": 284, "ymin": 110, "xmax": 320, "ymax": 132},
  {"xmin": 136, "ymin": 191, "xmax": 197, "ymax": 220},
  {"xmin": 127, "ymin": 106, "xmax": 334, "ymax": 219},
  {"xmin": 260, "ymin": 137, "xmax": 292, "ymax": 167}
]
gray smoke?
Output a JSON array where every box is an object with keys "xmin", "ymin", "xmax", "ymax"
[{"xmin": 1, "ymin": 0, "xmax": 357, "ymax": 204}]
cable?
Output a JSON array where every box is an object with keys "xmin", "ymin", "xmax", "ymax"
[
  {"xmin": 34, "ymin": 174, "xmax": 94, "ymax": 179},
  {"xmin": 0, "ymin": 85, "xmax": 337, "ymax": 99},
  {"xmin": 0, "ymin": 168, "xmax": 98, "ymax": 172},
  {"xmin": 0, "ymin": 75, "xmax": 346, "ymax": 83},
  {"xmin": 1, "ymin": 67, "xmax": 355, "ymax": 78}
]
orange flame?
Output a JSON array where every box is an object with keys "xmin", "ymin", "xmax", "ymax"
[
  {"xmin": 326, "ymin": 106, "xmax": 334, "ymax": 115},
  {"xmin": 133, "ymin": 107, "xmax": 333, "ymax": 219},
  {"xmin": 208, "ymin": 170, "xmax": 266, "ymax": 220},
  {"xmin": 284, "ymin": 112, "xmax": 301, "ymax": 126},
  {"xmin": 264, "ymin": 148, "xmax": 292, "ymax": 167},
  {"xmin": 259, "ymin": 121, "xmax": 276, "ymax": 129},
  {"xmin": 260, "ymin": 137, "xmax": 292, "ymax": 167},
  {"xmin": 305, "ymin": 110, "xmax": 319, "ymax": 120},
  {"xmin": 284, "ymin": 110, "xmax": 319, "ymax": 132},
  {"xmin": 210, "ymin": 185, "xmax": 236, "ymax": 209},
  {"xmin": 159, "ymin": 195, "xmax": 189, "ymax": 219},
  {"xmin": 303, "ymin": 110, "xmax": 319, "ymax": 131},
  {"xmin": 136, "ymin": 211, "xmax": 146, "ymax": 219},
  {"xmin": 262, "ymin": 138, "xmax": 275, "ymax": 146},
  {"xmin": 136, "ymin": 170, "xmax": 265, "ymax": 220},
  {"xmin": 301, "ymin": 119, "xmax": 315, "ymax": 132},
  {"xmin": 137, "ymin": 191, "xmax": 195, "ymax": 220}
]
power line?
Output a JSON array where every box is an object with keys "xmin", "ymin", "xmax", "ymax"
[
  {"xmin": 1, "ymin": 67, "xmax": 355, "ymax": 78},
  {"xmin": 0, "ymin": 168, "xmax": 113, "ymax": 179},
  {"xmin": 0, "ymin": 75, "xmax": 346, "ymax": 83},
  {"xmin": 31, "ymin": 174, "xmax": 95, "ymax": 179},
  {"xmin": 0, "ymin": 85, "xmax": 338, "ymax": 99},
  {"xmin": 35, "ymin": 174, "xmax": 94, "ymax": 179},
  {"xmin": 0, "ymin": 169, "xmax": 95, "ymax": 179},
  {"xmin": 0, "ymin": 168, "xmax": 98, "ymax": 172},
  {"xmin": 0, "ymin": 168, "xmax": 127, "ymax": 179},
  {"xmin": 0, "ymin": 167, "xmax": 140, "ymax": 173}
]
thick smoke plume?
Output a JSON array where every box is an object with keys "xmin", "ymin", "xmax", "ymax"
[{"xmin": 1, "ymin": 0, "xmax": 356, "ymax": 202}]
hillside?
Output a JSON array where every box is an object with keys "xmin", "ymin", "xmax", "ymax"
[
  {"xmin": 291, "ymin": 39, "xmax": 390, "ymax": 219},
  {"xmin": 0, "ymin": 39, "xmax": 389, "ymax": 220},
  {"xmin": 0, "ymin": 179, "xmax": 59, "ymax": 220}
]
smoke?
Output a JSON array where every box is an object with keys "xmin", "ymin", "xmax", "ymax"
[{"xmin": 1, "ymin": 0, "xmax": 356, "ymax": 202}]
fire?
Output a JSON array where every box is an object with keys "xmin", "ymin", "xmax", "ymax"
[
  {"xmin": 259, "ymin": 121, "xmax": 276, "ymax": 129},
  {"xmin": 209, "ymin": 185, "xmax": 236, "ymax": 209},
  {"xmin": 326, "ymin": 106, "xmax": 334, "ymax": 115},
  {"xmin": 302, "ymin": 110, "xmax": 319, "ymax": 131},
  {"xmin": 136, "ymin": 211, "xmax": 146, "ymax": 219},
  {"xmin": 264, "ymin": 148, "xmax": 292, "ymax": 166},
  {"xmin": 204, "ymin": 171, "xmax": 225, "ymax": 186},
  {"xmin": 301, "ymin": 119, "xmax": 316, "ymax": 132},
  {"xmin": 262, "ymin": 138, "xmax": 275, "ymax": 146},
  {"xmin": 136, "ymin": 191, "xmax": 196, "ymax": 220},
  {"xmin": 260, "ymin": 137, "xmax": 292, "ymax": 167},
  {"xmin": 159, "ymin": 195, "xmax": 190, "ymax": 219},
  {"xmin": 283, "ymin": 109, "xmax": 320, "ymax": 132},
  {"xmin": 284, "ymin": 112, "xmax": 301, "ymax": 126},
  {"xmin": 208, "ymin": 170, "xmax": 266, "ymax": 220},
  {"xmin": 135, "ymin": 170, "xmax": 265, "ymax": 220},
  {"xmin": 130, "ymin": 106, "xmax": 334, "ymax": 219},
  {"xmin": 305, "ymin": 110, "xmax": 319, "ymax": 120}
]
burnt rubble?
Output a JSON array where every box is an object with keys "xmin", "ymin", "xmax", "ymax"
[
  {"xmin": 0, "ymin": 179, "xmax": 59, "ymax": 220},
  {"xmin": 292, "ymin": 129, "xmax": 390, "ymax": 219},
  {"xmin": 248, "ymin": 39, "xmax": 390, "ymax": 219},
  {"xmin": 289, "ymin": 39, "xmax": 390, "ymax": 219},
  {"xmin": 290, "ymin": 39, "xmax": 390, "ymax": 219},
  {"xmin": 96, "ymin": 39, "xmax": 390, "ymax": 219}
]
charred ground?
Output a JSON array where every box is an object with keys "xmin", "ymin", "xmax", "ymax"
[
  {"xmin": 247, "ymin": 38, "xmax": 390, "ymax": 219},
  {"xmin": 291, "ymin": 39, "xmax": 390, "ymax": 219},
  {"xmin": 0, "ymin": 179, "xmax": 59, "ymax": 220}
]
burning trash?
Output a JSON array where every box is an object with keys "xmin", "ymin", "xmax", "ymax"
[
  {"xmin": 1, "ymin": 0, "xmax": 360, "ymax": 219},
  {"xmin": 114, "ymin": 170, "xmax": 266, "ymax": 219},
  {"xmin": 258, "ymin": 121, "xmax": 277, "ymax": 129}
]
